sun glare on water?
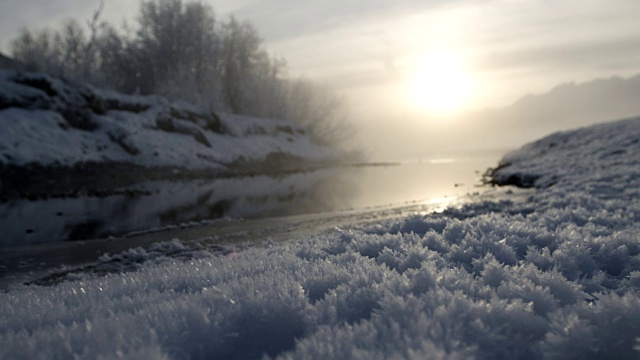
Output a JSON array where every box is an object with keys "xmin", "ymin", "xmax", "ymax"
[{"xmin": 408, "ymin": 52, "xmax": 473, "ymax": 115}]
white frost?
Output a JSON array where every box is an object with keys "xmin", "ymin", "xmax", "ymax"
[{"xmin": 1, "ymin": 119, "xmax": 639, "ymax": 358}]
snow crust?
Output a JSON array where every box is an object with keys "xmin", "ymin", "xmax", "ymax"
[
  {"xmin": 1, "ymin": 120, "xmax": 639, "ymax": 358},
  {"xmin": 0, "ymin": 70, "xmax": 332, "ymax": 169}
]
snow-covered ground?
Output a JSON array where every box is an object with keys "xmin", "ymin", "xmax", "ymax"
[
  {"xmin": 0, "ymin": 70, "xmax": 332, "ymax": 170},
  {"xmin": 1, "ymin": 118, "xmax": 639, "ymax": 359}
]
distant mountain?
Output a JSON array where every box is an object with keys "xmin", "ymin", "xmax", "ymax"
[{"xmin": 457, "ymin": 74, "xmax": 640, "ymax": 150}]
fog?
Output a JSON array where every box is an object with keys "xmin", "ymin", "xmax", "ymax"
[
  {"xmin": 254, "ymin": 0, "xmax": 640, "ymax": 159},
  {"xmin": 353, "ymin": 73, "xmax": 640, "ymax": 161}
]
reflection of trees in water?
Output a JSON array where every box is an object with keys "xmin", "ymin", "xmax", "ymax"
[
  {"xmin": 1, "ymin": 169, "xmax": 359, "ymax": 245},
  {"xmin": 157, "ymin": 199, "xmax": 231, "ymax": 225},
  {"xmin": 139, "ymin": 170, "xmax": 359, "ymax": 225},
  {"xmin": 283, "ymin": 170, "xmax": 358, "ymax": 214},
  {"xmin": 64, "ymin": 219, "xmax": 105, "ymax": 241}
]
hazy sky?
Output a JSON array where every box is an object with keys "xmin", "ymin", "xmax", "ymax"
[{"xmin": 2, "ymin": 0, "xmax": 640, "ymax": 157}]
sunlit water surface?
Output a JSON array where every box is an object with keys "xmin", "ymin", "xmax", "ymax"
[{"xmin": 0, "ymin": 150, "xmax": 505, "ymax": 246}]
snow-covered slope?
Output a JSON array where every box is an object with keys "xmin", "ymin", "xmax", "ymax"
[
  {"xmin": 1, "ymin": 118, "xmax": 639, "ymax": 358},
  {"xmin": 490, "ymin": 117, "xmax": 640, "ymax": 189},
  {"xmin": 0, "ymin": 70, "xmax": 332, "ymax": 170}
]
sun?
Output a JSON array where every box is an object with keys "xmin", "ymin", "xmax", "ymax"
[{"xmin": 407, "ymin": 52, "xmax": 473, "ymax": 114}]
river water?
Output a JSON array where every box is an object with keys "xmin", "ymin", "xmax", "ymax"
[{"xmin": 0, "ymin": 150, "xmax": 507, "ymax": 247}]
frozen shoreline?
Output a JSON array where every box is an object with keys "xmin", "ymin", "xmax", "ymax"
[{"xmin": 2, "ymin": 118, "xmax": 640, "ymax": 359}]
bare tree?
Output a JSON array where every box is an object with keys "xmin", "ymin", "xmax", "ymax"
[
  {"xmin": 286, "ymin": 80, "xmax": 351, "ymax": 145},
  {"xmin": 135, "ymin": 0, "xmax": 220, "ymax": 100},
  {"xmin": 8, "ymin": 0, "xmax": 351, "ymax": 146},
  {"xmin": 81, "ymin": 0, "xmax": 105, "ymax": 79},
  {"xmin": 217, "ymin": 16, "xmax": 262, "ymax": 113},
  {"xmin": 11, "ymin": 28, "xmax": 55, "ymax": 73}
]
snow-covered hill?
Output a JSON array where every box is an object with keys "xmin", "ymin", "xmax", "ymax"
[
  {"xmin": 489, "ymin": 116, "xmax": 640, "ymax": 189},
  {"xmin": 0, "ymin": 70, "xmax": 333, "ymax": 171}
]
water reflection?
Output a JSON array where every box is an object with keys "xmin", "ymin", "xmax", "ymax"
[
  {"xmin": 0, "ymin": 151, "xmax": 503, "ymax": 246},
  {"xmin": 0, "ymin": 170, "xmax": 355, "ymax": 246}
]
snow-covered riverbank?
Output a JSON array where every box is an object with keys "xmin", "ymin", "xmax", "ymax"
[
  {"xmin": 0, "ymin": 70, "xmax": 335, "ymax": 198},
  {"xmin": 1, "ymin": 118, "xmax": 639, "ymax": 359}
]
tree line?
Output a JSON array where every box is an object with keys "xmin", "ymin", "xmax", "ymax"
[{"xmin": 9, "ymin": 0, "xmax": 347, "ymax": 145}]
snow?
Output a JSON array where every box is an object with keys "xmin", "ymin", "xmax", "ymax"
[
  {"xmin": 0, "ymin": 70, "xmax": 333, "ymax": 169},
  {"xmin": 1, "ymin": 118, "xmax": 640, "ymax": 358},
  {"xmin": 490, "ymin": 117, "xmax": 640, "ymax": 189}
]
